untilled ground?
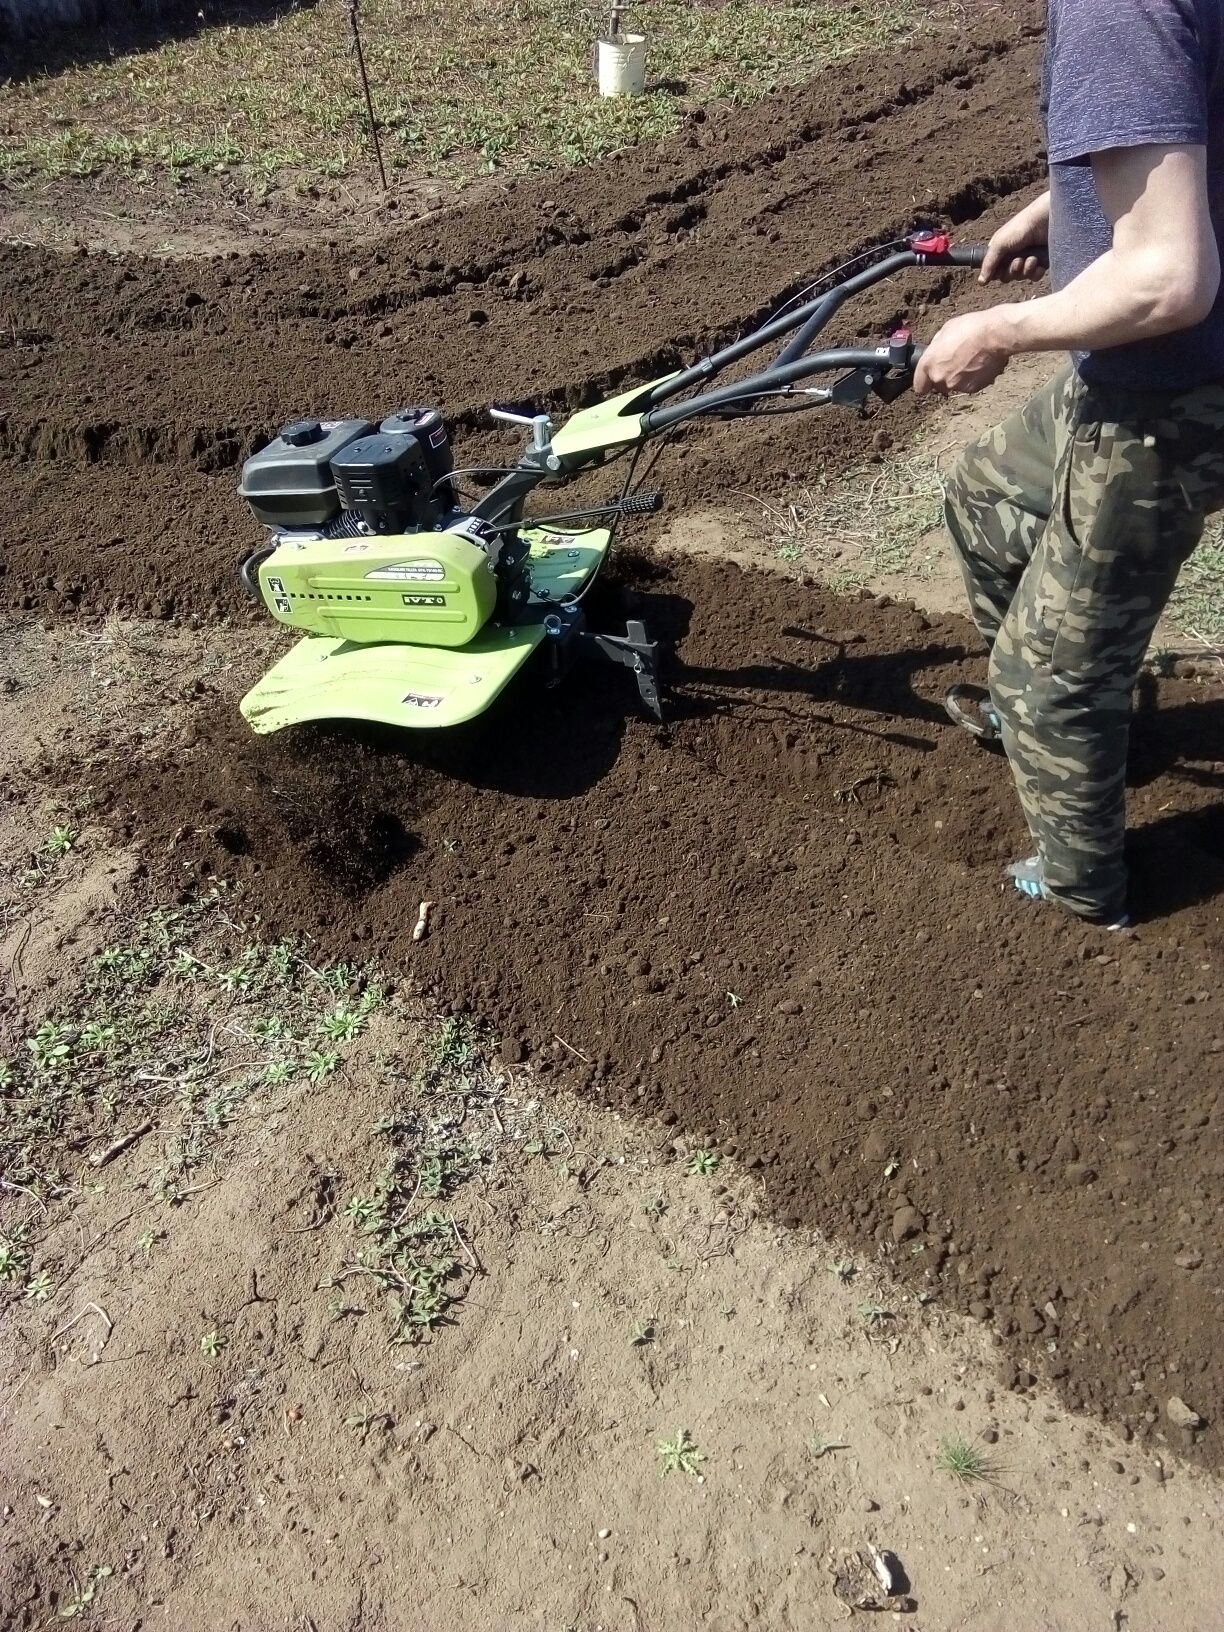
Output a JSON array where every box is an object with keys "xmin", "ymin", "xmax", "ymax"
[{"xmin": 3, "ymin": 2, "xmax": 1224, "ymax": 1622}]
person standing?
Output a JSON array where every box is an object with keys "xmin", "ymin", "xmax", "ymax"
[{"xmin": 914, "ymin": 0, "xmax": 1224, "ymax": 927}]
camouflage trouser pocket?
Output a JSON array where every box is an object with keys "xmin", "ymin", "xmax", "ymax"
[{"xmin": 1025, "ymin": 390, "xmax": 1179, "ymax": 675}]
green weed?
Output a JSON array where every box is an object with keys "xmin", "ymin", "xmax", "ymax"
[
  {"xmin": 200, "ymin": 1327, "xmax": 227, "ymax": 1359},
  {"xmin": 686, "ymin": 1149, "xmax": 720, "ymax": 1178},
  {"xmin": 46, "ymin": 825, "xmax": 78, "ymax": 858},
  {"xmin": 57, "ymin": 1563, "xmax": 114, "ymax": 1621},
  {"xmin": 656, "ymin": 1427, "xmax": 704, "ymax": 1478},
  {"xmin": 936, "ymin": 1435, "xmax": 995, "ymax": 1484}
]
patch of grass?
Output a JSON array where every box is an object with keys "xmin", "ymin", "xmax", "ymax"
[
  {"xmin": 0, "ymin": 0, "xmax": 932, "ymax": 186},
  {"xmin": 656, "ymin": 1426, "xmax": 704, "ymax": 1477},
  {"xmin": 0, "ymin": 889, "xmax": 379, "ymax": 1229},
  {"xmin": 322, "ymin": 1012, "xmax": 526, "ymax": 1347},
  {"xmin": 751, "ymin": 453, "xmax": 948, "ymax": 587},
  {"xmin": 1168, "ymin": 532, "xmax": 1224, "ymax": 646},
  {"xmin": 936, "ymin": 1435, "xmax": 995, "ymax": 1483}
]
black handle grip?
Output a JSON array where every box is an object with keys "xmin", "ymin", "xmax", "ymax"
[{"xmin": 948, "ymin": 243, "xmax": 1050, "ymax": 271}]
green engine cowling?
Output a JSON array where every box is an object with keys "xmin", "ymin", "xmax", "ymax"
[{"xmin": 255, "ymin": 528, "xmax": 499, "ymax": 649}]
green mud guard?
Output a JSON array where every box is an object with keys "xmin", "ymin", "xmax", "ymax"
[{"xmin": 240, "ymin": 526, "xmax": 610, "ymax": 733}]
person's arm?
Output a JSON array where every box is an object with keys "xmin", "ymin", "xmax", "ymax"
[{"xmin": 914, "ymin": 144, "xmax": 1221, "ymax": 395}]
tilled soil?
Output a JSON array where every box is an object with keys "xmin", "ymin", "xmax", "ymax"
[
  {"xmin": 5, "ymin": 0, "xmax": 1224, "ymax": 1460},
  {"xmin": 3, "ymin": 6, "xmax": 1045, "ymax": 618}
]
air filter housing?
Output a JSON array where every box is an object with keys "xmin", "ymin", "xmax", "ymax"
[{"xmin": 330, "ymin": 430, "xmax": 437, "ymax": 536}]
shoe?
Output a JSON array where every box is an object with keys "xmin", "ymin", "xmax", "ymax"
[
  {"xmin": 1006, "ymin": 855, "xmax": 1131, "ymax": 929},
  {"xmin": 945, "ymin": 684, "xmax": 1002, "ymax": 743}
]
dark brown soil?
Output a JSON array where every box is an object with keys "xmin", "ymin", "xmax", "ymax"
[{"xmin": 6, "ymin": 0, "xmax": 1224, "ymax": 1462}]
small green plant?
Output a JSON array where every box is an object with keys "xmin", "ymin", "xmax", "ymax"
[
  {"xmin": 686, "ymin": 1149, "xmax": 720, "ymax": 1178},
  {"xmin": 80, "ymin": 1020, "xmax": 117, "ymax": 1055},
  {"xmin": 418, "ymin": 1147, "xmax": 451, "ymax": 1198},
  {"xmin": 200, "ymin": 1328, "xmax": 227, "ymax": 1359},
  {"xmin": 57, "ymin": 1563, "xmax": 114, "ymax": 1621},
  {"xmin": 656, "ymin": 1427, "xmax": 704, "ymax": 1478},
  {"xmin": 46, "ymin": 825, "xmax": 78, "ymax": 858},
  {"xmin": 264, "ymin": 1058, "xmax": 295, "ymax": 1085},
  {"xmin": 138, "ymin": 1230, "xmax": 163, "ymax": 1260},
  {"xmin": 216, "ymin": 948, "xmax": 261, "ymax": 992},
  {"xmin": 252, "ymin": 1014, "xmax": 292, "ymax": 1044},
  {"xmin": 429, "ymin": 1015, "xmax": 479, "ymax": 1076},
  {"xmin": 305, "ymin": 1049, "xmax": 341, "ymax": 1082},
  {"xmin": 936, "ymin": 1436, "xmax": 994, "ymax": 1484},
  {"xmin": 859, "ymin": 1301, "xmax": 894, "ymax": 1326},
  {"xmin": 25, "ymin": 1269, "xmax": 54, "ymax": 1302},
  {"xmin": 830, "ymin": 1258, "xmax": 856, "ymax": 1283},
  {"xmin": 318, "ymin": 960, "xmax": 359, "ymax": 992},
  {"xmin": 320, "ymin": 1004, "xmax": 364, "ymax": 1043},
  {"xmin": 807, "ymin": 1433, "xmax": 849, "ymax": 1459},
  {"xmin": 0, "ymin": 1232, "xmax": 31, "ymax": 1283},
  {"xmin": 344, "ymin": 1407, "xmax": 393, "ymax": 1438},
  {"xmin": 0, "ymin": 1058, "xmax": 14, "ymax": 1091},
  {"xmin": 630, "ymin": 1318, "xmax": 657, "ymax": 1346},
  {"xmin": 345, "ymin": 1192, "xmax": 384, "ymax": 1229},
  {"xmin": 642, "ymin": 1192, "xmax": 667, "ymax": 1220},
  {"xmin": 27, "ymin": 1021, "xmax": 74, "ymax": 1074}
]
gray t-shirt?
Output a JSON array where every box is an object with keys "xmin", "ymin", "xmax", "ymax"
[{"xmin": 1043, "ymin": 0, "xmax": 1224, "ymax": 389}]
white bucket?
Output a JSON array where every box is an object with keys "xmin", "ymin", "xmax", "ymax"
[{"xmin": 597, "ymin": 33, "xmax": 647, "ymax": 97}]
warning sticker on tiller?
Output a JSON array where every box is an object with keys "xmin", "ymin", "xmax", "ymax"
[{"xmin": 402, "ymin": 692, "xmax": 444, "ymax": 710}]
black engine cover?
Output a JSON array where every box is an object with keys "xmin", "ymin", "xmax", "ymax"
[{"xmin": 330, "ymin": 432, "xmax": 437, "ymax": 535}]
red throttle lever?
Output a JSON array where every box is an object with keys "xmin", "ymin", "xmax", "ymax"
[
  {"xmin": 908, "ymin": 229, "xmax": 987, "ymax": 268},
  {"xmin": 909, "ymin": 230, "xmax": 1049, "ymax": 272}
]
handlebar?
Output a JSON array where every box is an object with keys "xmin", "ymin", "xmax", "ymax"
[{"xmin": 475, "ymin": 231, "xmax": 1046, "ymax": 517}]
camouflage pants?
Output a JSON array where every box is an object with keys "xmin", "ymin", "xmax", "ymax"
[{"xmin": 944, "ymin": 363, "xmax": 1224, "ymax": 922}]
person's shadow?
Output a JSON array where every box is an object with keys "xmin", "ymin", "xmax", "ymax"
[{"xmin": 1128, "ymin": 686, "xmax": 1224, "ymax": 921}]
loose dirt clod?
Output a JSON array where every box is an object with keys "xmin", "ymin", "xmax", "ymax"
[{"xmin": 1168, "ymin": 1397, "xmax": 1204, "ymax": 1432}]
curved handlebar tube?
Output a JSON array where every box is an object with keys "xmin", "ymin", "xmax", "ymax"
[{"xmin": 473, "ymin": 236, "xmax": 1010, "ymax": 522}]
